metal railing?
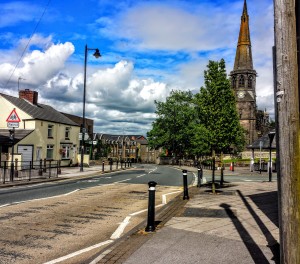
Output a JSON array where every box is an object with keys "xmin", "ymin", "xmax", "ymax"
[{"xmin": 0, "ymin": 159, "xmax": 61, "ymax": 184}]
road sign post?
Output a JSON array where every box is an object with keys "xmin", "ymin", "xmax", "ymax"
[{"xmin": 6, "ymin": 109, "xmax": 20, "ymax": 182}]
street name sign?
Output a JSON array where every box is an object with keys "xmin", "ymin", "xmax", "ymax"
[{"xmin": 7, "ymin": 122, "xmax": 19, "ymax": 128}]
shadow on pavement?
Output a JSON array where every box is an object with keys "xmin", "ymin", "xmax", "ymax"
[
  {"xmin": 220, "ymin": 203, "xmax": 270, "ymax": 264},
  {"xmin": 237, "ymin": 190, "xmax": 280, "ymax": 263}
]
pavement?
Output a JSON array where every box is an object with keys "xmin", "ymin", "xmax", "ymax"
[
  {"xmin": 88, "ymin": 165, "xmax": 280, "ymax": 264},
  {"xmin": 0, "ymin": 164, "xmax": 280, "ymax": 263}
]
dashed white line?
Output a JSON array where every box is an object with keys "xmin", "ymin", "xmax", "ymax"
[
  {"xmin": 116, "ymin": 178, "xmax": 131, "ymax": 183},
  {"xmin": 136, "ymin": 174, "xmax": 146, "ymax": 178}
]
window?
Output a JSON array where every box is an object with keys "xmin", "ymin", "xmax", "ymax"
[
  {"xmin": 60, "ymin": 145, "xmax": 70, "ymax": 159},
  {"xmin": 232, "ymin": 76, "xmax": 236, "ymax": 88},
  {"xmin": 248, "ymin": 75, "xmax": 253, "ymax": 88},
  {"xmin": 239, "ymin": 75, "xmax": 245, "ymax": 87},
  {"xmin": 65, "ymin": 127, "xmax": 70, "ymax": 139},
  {"xmin": 48, "ymin": 125, "xmax": 53, "ymax": 138},
  {"xmin": 46, "ymin": 145, "xmax": 54, "ymax": 159}
]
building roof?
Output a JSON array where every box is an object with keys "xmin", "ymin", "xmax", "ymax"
[
  {"xmin": 95, "ymin": 133, "xmax": 148, "ymax": 144},
  {"xmin": 1, "ymin": 93, "xmax": 79, "ymax": 126},
  {"xmin": 247, "ymin": 129, "xmax": 276, "ymax": 150},
  {"xmin": 0, "ymin": 129, "xmax": 34, "ymax": 144}
]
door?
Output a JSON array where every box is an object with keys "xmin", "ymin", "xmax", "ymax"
[{"xmin": 17, "ymin": 145, "xmax": 33, "ymax": 169}]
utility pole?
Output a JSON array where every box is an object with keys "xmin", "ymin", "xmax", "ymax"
[{"xmin": 274, "ymin": 1, "xmax": 300, "ymax": 263}]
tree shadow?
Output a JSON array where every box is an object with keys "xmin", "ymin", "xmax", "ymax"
[
  {"xmin": 237, "ymin": 190, "xmax": 280, "ymax": 263},
  {"xmin": 248, "ymin": 191, "xmax": 279, "ymax": 227},
  {"xmin": 220, "ymin": 203, "xmax": 271, "ymax": 264}
]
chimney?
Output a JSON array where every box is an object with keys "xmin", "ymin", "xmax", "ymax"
[{"xmin": 19, "ymin": 89, "xmax": 38, "ymax": 105}]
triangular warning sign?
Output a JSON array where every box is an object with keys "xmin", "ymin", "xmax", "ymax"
[{"xmin": 6, "ymin": 109, "xmax": 21, "ymax": 123}]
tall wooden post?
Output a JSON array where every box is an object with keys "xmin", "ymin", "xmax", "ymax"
[{"xmin": 274, "ymin": 1, "xmax": 300, "ymax": 263}]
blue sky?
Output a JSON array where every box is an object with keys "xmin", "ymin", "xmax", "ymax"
[{"xmin": 0, "ymin": 0, "xmax": 274, "ymax": 136}]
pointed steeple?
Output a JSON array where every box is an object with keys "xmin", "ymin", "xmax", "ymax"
[{"xmin": 233, "ymin": 0, "xmax": 253, "ymax": 70}]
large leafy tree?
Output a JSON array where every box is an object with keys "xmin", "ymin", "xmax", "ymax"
[
  {"xmin": 195, "ymin": 59, "xmax": 245, "ymax": 154},
  {"xmin": 147, "ymin": 59, "xmax": 245, "ymax": 159},
  {"xmin": 147, "ymin": 90, "xmax": 197, "ymax": 157}
]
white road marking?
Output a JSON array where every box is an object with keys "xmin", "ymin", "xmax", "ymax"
[
  {"xmin": 110, "ymin": 216, "xmax": 131, "ymax": 239},
  {"xmin": 0, "ymin": 189, "xmax": 79, "ymax": 209},
  {"xmin": 89, "ymin": 249, "xmax": 113, "ymax": 264},
  {"xmin": 116, "ymin": 178, "xmax": 131, "ymax": 183},
  {"xmin": 162, "ymin": 191, "xmax": 182, "ymax": 204},
  {"xmin": 44, "ymin": 240, "xmax": 113, "ymax": 264},
  {"xmin": 46, "ymin": 187, "xmax": 179, "ymax": 264},
  {"xmin": 136, "ymin": 174, "xmax": 146, "ymax": 178}
]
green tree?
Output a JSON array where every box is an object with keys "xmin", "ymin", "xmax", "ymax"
[
  {"xmin": 195, "ymin": 59, "xmax": 245, "ymax": 154},
  {"xmin": 147, "ymin": 90, "xmax": 196, "ymax": 157}
]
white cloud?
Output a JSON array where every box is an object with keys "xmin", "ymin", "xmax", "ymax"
[
  {"xmin": 0, "ymin": 40, "xmax": 74, "ymax": 87},
  {"xmin": 0, "ymin": 2, "xmax": 40, "ymax": 28},
  {"xmin": 97, "ymin": 2, "xmax": 241, "ymax": 52}
]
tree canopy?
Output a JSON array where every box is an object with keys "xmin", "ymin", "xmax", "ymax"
[{"xmin": 147, "ymin": 59, "xmax": 245, "ymax": 158}]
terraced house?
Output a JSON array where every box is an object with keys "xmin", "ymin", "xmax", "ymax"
[{"xmin": 0, "ymin": 89, "xmax": 80, "ymax": 166}]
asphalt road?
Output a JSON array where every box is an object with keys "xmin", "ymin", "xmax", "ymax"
[
  {"xmin": 0, "ymin": 164, "xmax": 195, "ymax": 206},
  {"xmin": 0, "ymin": 164, "xmax": 195, "ymax": 264}
]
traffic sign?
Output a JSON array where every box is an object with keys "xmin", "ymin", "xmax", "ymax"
[
  {"xmin": 6, "ymin": 109, "xmax": 21, "ymax": 123},
  {"xmin": 7, "ymin": 122, "xmax": 19, "ymax": 128}
]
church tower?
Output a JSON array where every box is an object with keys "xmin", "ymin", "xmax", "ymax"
[{"xmin": 230, "ymin": 0, "xmax": 257, "ymax": 145}]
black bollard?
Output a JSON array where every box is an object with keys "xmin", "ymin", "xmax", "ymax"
[
  {"xmin": 145, "ymin": 181, "xmax": 157, "ymax": 232},
  {"xmin": 102, "ymin": 161, "xmax": 104, "ymax": 172},
  {"xmin": 197, "ymin": 167, "xmax": 203, "ymax": 187},
  {"xmin": 116, "ymin": 160, "xmax": 119, "ymax": 169},
  {"xmin": 110, "ymin": 160, "xmax": 112, "ymax": 171},
  {"xmin": 182, "ymin": 169, "xmax": 189, "ymax": 200},
  {"xmin": 220, "ymin": 166, "xmax": 224, "ymax": 186}
]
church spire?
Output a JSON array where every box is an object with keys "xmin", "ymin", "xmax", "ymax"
[{"xmin": 233, "ymin": 0, "xmax": 253, "ymax": 70}]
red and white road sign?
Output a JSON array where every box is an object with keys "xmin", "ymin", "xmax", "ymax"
[{"xmin": 6, "ymin": 109, "xmax": 21, "ymax": 123}]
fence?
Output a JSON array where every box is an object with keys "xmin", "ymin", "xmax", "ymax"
[{"xmin": 0, "ymin": 159, "xmax": 61, "ymax": 184}]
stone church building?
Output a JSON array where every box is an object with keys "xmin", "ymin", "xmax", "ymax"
[{"xmin": 230, "ymin": 0, "xmax": 270, "ymax": 145}]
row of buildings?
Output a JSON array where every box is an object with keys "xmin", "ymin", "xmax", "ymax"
[{"xmin": 0, "ymin": 89, "xmax": 158, "ymax": 166}]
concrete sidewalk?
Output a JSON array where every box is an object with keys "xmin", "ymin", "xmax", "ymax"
[{"xmin": 93, "ymin": 166, "xmax": 279, "ymax": 264}]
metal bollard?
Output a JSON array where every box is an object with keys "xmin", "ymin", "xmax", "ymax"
[
  {"xmin": 197, "ymin": 167, "xmax": 203, "ymax": 187},
  {"xmin": 145, "ymin": 181, "xmax": 157, "ymax": 232},
  {"xmin": 220, "ymin": 166, "xmax": 224, "ymax": 186},
  {"xmin": 116, "ymin": 160, "xmax": 119, "ymax": 169},
  {"xmin": 110, "ymin": 160, "xmax": 112, "ymax": 171},
  {"xmin": 102, "ymin": 161, "xmax": 104, "ymax": 172},
  {"xmin": 182, "ymin": 170, "xmax": 189, "ymax": 200}
]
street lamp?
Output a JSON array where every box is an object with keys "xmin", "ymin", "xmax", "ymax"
[
  {"xmin": 18, "ymin": 77, "xmax": 26, "ymax": 91},
  {"xmin": 259, "ymin": 140, "xmax": 263, "ymax": 174},
  {"xmin": 268, "ymin": 131, "xmax": 276, "ymax": 182},
  {"xmin": 80, "ymin": 45, "xmax": 101, "ymax": 172}
]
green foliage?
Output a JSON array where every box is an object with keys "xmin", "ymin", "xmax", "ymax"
[
  {"xmin": 195, "ymin": 59, "xmax": 245, "ymax": 153},
  {"xmin": 147, "ymin": 59, "xmax": 245, "ymax": 158}
]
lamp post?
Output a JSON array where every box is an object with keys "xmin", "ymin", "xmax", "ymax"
[
  {"xmin": 80, "ymin": 45, "xmax": 101, "ymax": 172},
  {"xmin": 268, "ymin": 131, "xmax": 275, "ymax": 182},
  {"xmin": 259, "ymin": 140, "xmax": 263, "ymax": 174},
  {"xmin": 18, "ymin": 77, "xmax": 26, "ymax": 91}
]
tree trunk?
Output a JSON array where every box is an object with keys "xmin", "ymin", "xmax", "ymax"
[{"xmin": 274, "ymin": 0, "xmax": 300, "ymax": 263}]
